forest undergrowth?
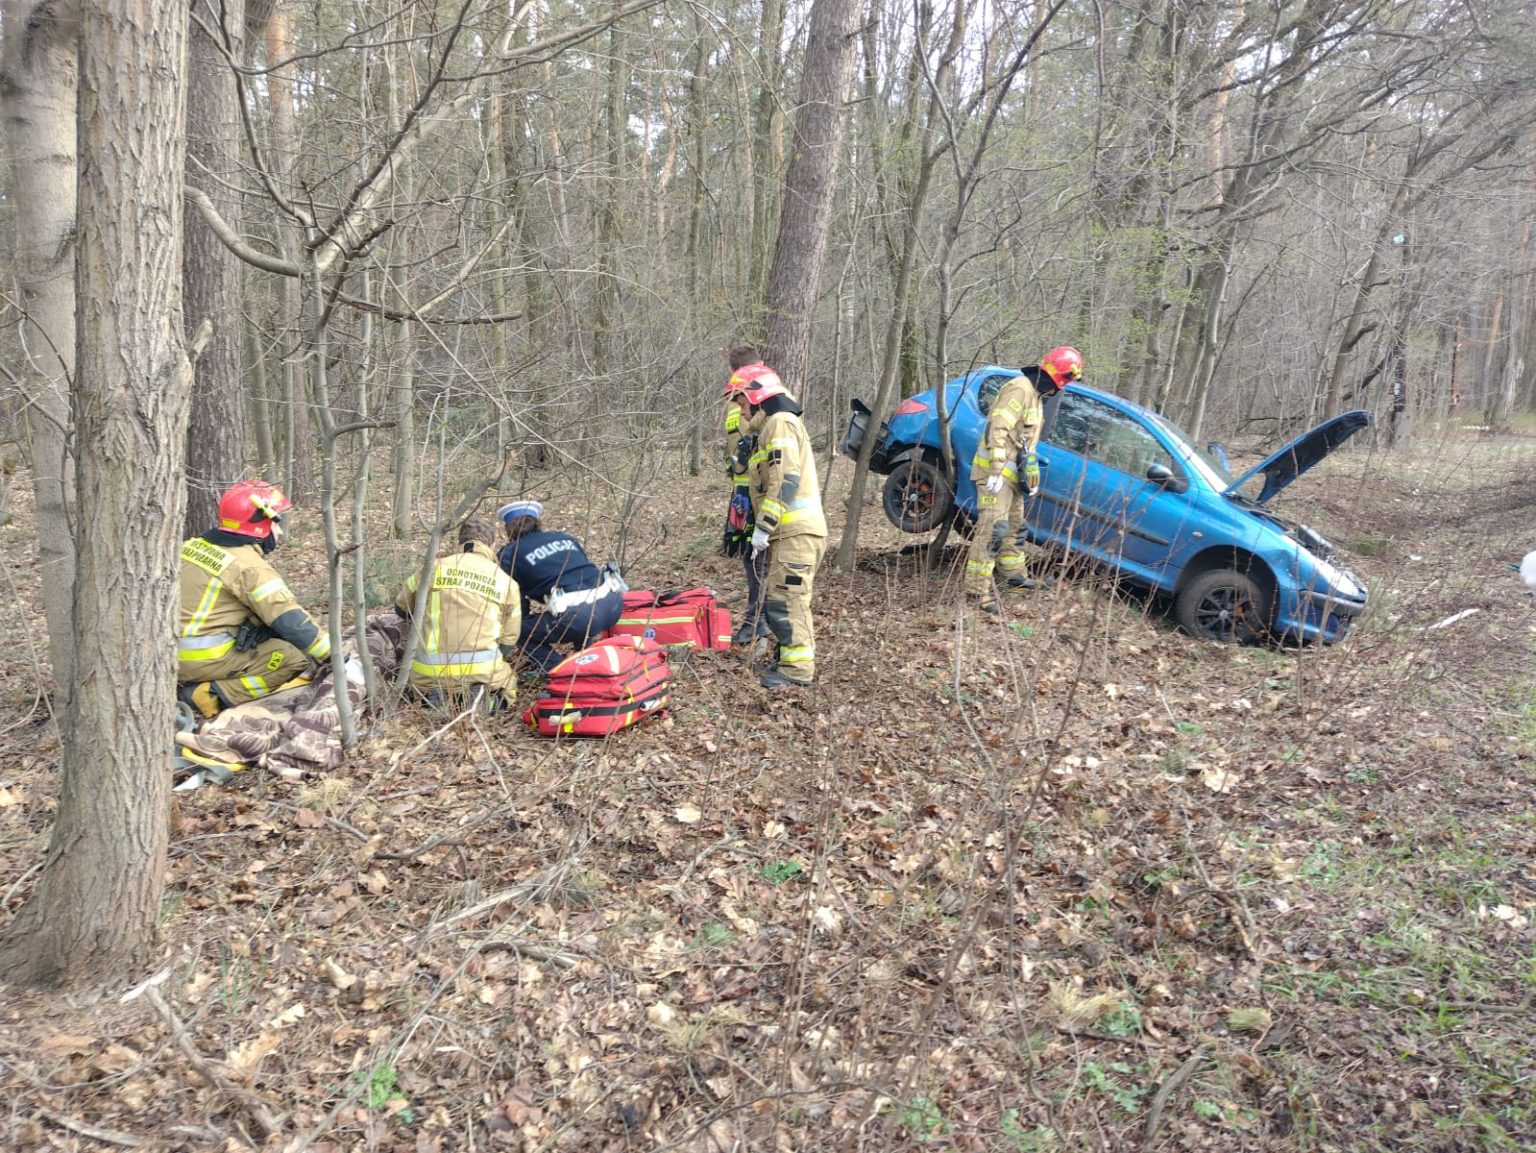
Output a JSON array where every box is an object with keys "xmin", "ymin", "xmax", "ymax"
[{"xmin": 0, "ymin": 427, "xmax": 1533, "ymax": 1152}]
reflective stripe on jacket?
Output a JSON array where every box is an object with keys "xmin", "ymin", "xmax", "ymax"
[
  {"xmin": 969, "ymin": 372, "xmax": 1044, "ymax": 482},
  {"xmin": 398, "ymin": 542, "xmax": 521, "ymax": 681},
  {"xmin": 178, "ymin": 536, "xmax": 331, "ymax": 663},
  {"xmin": 746, "ymin": 409, "xmax": 827, "ymax": 540}
]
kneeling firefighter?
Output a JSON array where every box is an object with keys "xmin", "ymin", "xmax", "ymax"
[
  {"xmin": 396, "ymin": 517, "xmax": 522, "ymax": 711},
  {"xmin": 177, "ymin": 480, "xmax": 332, "ymax": 717},
  {"xmin": 964, "ymin": 345, "xmax": 1082, "ymax": 614},
  {"xmin": 726, "ymin": 366, "xmax": 827, "ymax": 689}
]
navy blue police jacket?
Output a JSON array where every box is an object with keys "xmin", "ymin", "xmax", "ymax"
[{"xmin": 498, "ymin": 531, "xmax": 602, "ymax": 615}]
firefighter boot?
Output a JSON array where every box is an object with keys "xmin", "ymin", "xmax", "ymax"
[
  {"xmin": 177, "ymin": 681, "xmax": 223, "ymax": 719},
  {"xmin": 761, "ymin": 670, "xmax": 809, "ymax": 690}
]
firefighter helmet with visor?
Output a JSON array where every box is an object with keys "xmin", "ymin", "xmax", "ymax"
[
  {"xmin": 1039, "ymin": 346, "xmax": 1083, "ymax": 390},
  {"xmin": 218, "ymin": 480, "xmax": 292, "ymax": 541},
  {"xmin": 725, "ymin": 363, "xmax": 787, "ymax": 406}
]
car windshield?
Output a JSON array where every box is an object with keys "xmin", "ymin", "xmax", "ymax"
[{"xmin": 1146, "ymin": 411, "xmax": 1234, "ymax": 489}]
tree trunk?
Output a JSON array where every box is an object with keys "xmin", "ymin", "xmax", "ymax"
[
  {"xmin": 0, "ymin": 0, "xmax": 191, "ymax": 987},
  {"xmin": 761, "ymin": 0, "xmax": 857, "ymax": 393},
  {"xmin": 747, "ymin": 0, "xmax": 786, "ymax": 311},
  {"xmin": 263, "ymin": 0, "xmax": 311, "ymax": 500},
  {"xmin": 1, "ymin": 0, "xmax": 79, "ymax": 713},
  {"xmin": 182, "ymin": 0, "xmax": 248, "ymax": 534}
]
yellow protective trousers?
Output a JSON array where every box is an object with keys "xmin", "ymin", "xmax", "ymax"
[
  {"xmin": 181, "ymin": 637, "xmax": 309, "ymax": 707},
  {"xmin": 963, "ymin": 482, "xmax": 1031, "ymax": 596},
  {"xmin": 763, "ymin": 533, "xmax": 825, "ymax": 684}
]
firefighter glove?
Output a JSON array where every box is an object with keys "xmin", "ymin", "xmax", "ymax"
[
  {"xmin": 750, "ymin": 526, "xmax": 771, "ymax": 557},
  {"xmin": 1022, "ymin": 453, "xmax": 1041, "ymax": 496},
  {"xmin": 984, "ymin": 473, "xmax": 1005, "ymax": 496}
]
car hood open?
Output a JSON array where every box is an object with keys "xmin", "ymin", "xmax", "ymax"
[{"xmin": 1223, "ymin": 409, "xmax": 1372, "ymax": 505}]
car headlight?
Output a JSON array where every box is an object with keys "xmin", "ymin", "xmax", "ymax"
[{"xmin": 1311, "ymin": 554, "xmax": 1363, "ymax": 600}]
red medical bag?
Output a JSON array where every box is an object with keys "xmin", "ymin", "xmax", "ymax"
[
  {"xmin": 604, "ymin": 587, "xmax": 732, "ymax": 650},
  {"xmin": 523, "ymin": 636, "xmax": 671, "ymax": 737}
]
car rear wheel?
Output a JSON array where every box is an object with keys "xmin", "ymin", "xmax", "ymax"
[
  {"xmin": 882, "ymin": 456, "xmax": 954, "ymax": 535},
  {"xmin": 1176, "ymin": 569, "xmax": 1271, "ymax": 644}
]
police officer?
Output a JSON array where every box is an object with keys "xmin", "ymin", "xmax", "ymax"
[
  {"xmin": 722, "ymin": 345, "xmax": 772, "ymax": 645},
  {"xmin": 727, "ymin": 367, "xmax": 826, "ymax": 689},
  {"xmin": 396, "ymin": 517, "xmax": 522, "ymax": 711},
  {"xmin": 497, "ymin": 500, "xmax": 625, "ymax": 672},
  {"xmin": 964, "ymin": 346, "xmax": 1082, "ymax": 613},
  {"xmin": 177, "ymin": 480, "xmax": 332, "ymax": 717}
]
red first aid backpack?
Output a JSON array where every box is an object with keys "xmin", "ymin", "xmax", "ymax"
[
  {"xmin": 604, "ymin": 587, "xmax": 732, "ymax": 650},
  {"xmin": 523, "ymin": 635, "xmax": 671, "ymax": 737}
]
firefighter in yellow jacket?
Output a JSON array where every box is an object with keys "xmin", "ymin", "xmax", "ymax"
[
  {"xmin": 177, "ymin": 480, "xmax": 332, "ymax": 716},
  {"xmin": 728, "ymin": 365, "xmax": 827, "ymax": 689},
  {"xmin": 722, "ymin": 345, "xmax": 772, "ymax": 645},
  {"xmin": 964, "ymin": 346, "xmax": 1083, "ymax": 613},
  {"xmin": 395, "ymin": 517, "xmax": 522, "ymax": 711}
]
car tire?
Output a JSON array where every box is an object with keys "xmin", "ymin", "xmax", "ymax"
[
  {"xmin": 1176, "ymin": 569, "xmax": 1271, "ymax": 644},
  {"xmin": 882, "ymin": 456, "xmax": 955, "ymax": 535}
]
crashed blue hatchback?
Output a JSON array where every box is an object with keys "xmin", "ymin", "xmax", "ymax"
[{"xmin": 843, "ymin": 366, "xmax": 1371, "ymax": 644}]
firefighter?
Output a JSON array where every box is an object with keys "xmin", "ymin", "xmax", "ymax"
[
  {"xmin": 496, "ymin": 500, "xmax": 625, "ymax": 672},
  {"xmin": 176, "ymin": 480, "xmax": 332, "ymax": 717},
  {"xmin": 964, "ymin": 345, "xmax": 1083, "ymax": 614},
  {"xmin": 396, "ymin": 517, "xmax": 521, "ymax": 711},
  {"xmin": 727, "ymin": 366, "xmax": 827, "ymax": 689},
  {"xmin": 723, "ymin": 345, "xmax": 773, "ymax": 645}
]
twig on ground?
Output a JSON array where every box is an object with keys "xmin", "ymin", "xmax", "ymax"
[
  {"xmin": 38, "ymin": 1108, "xmax": 156, "ymax": 1147},
  {"xmin": 263, "ymin": 800, "xmax": 369, "ymax": 843},
  {"xmin": 144, "ymin": 988, "xmax": 284, "ymax": 1139},
  {"xmin": 1140, "ymin": 1046, "xmax": 1208, "ymax": 1153}
]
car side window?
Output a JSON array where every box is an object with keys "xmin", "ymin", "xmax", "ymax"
[
  {"xmin": 1048, "ymin": 396, "xmax": 1175, "ymax": 479},
  {"xmin": 1045, "ymin": 393, "xmax": 1096, "ymax": 453},
  {"xmin": 975, "ymin": 372, "xmax": 1012, "ymax": 417}
]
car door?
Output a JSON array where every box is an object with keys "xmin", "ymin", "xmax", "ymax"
[{"xmin": 1029, "ymin": 393, "xmax": 1193, "ymax": 587}]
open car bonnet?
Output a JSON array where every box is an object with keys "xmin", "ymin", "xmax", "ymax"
[{"xmin": 1223, "ymin": 409, "xmax": 1372, "ymax": 505}]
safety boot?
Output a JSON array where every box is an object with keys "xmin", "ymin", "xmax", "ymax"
[
  {"xmin": 177, "ymin": 681, "xmax": 223, "ymax": 719},
  {"xmin": 979, "ymin": 596, "xmax": 1002, "ymax": 616},
  {"xmin": 732, "ymin": 618, "xmax": 771, "ymax": 646},
  {"xmin": 761, "ymin": 670, "xmax": 810, "ymax": 690}
]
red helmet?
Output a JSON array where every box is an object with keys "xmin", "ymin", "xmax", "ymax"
[
  {"xmin": 1039, "ymin": 345, "xmax": 1083, "ymax": 389},
  {"xmin": 218, "ymin": 480, "xmax": 292, "ymax": 540},
  {"xmin": 725, "ymin": 363, "xmax": 787, "ymax": 406},
  {"xmin": 724, "ymin": 360, "xmax": 766, "ymax": 398}
]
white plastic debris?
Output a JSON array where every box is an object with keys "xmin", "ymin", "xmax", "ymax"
[{"xmin": 1428, "ymin": 608, "xmax": 1480, "ymax": 631}]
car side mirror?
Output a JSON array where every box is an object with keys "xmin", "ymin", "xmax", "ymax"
[{"xmin": 1146, "ymin": 462, "xmax": 1187, "ymax": 493}]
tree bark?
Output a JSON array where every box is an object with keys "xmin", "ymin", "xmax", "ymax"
[
  {"xmin": 183, "ymin": 0, "xmax": 249, "ymax": 533},
  {"xmin": 761, "ymin": 0, "xmax": 857, "ymax": 395},
  {"xmin": 1, "ymin": 0, "xmax": 80, "ymax": 713},
  {"xmin": 0, "ymin": 0, "xmax": 191, "ymax": 987}
]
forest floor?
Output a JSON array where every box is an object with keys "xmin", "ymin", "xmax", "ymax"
[{"xmin": 0, "ymin": 424, "xmax": 1534, "ymax": 1153}]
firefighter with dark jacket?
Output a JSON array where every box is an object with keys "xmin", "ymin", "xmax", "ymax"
[
  {"xmin": 722, "ymin": 345, "xmax": 771, "ymax": 645},
  {"xmin": 177, "ymin": 480, "xmax": 332, "ymax": 717},
  {"xmin": 727, "ymin": 366, "xmax": 827, "ymax": 689},
  {"xmin": 964, "ymin": 345, "xmax": 1082, "ymax": 613},
  {"xmin": 396, "ymin": 516, "xmax": 522, "ymax": 711},
  {"xmin": 497, "ymin": 500, "xmax": 625, "ymax": 673}
]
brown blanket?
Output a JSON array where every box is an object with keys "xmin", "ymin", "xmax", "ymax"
[{"xmin": 175, "ymin": 612, "xmax": 405, "ymax": 776}]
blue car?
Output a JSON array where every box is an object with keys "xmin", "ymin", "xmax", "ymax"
[{"xmin": 842, "ymin": 366, "xmax": 1371, "ymax": 644}]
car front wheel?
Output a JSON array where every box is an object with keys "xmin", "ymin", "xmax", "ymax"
[
  {"xmin": 882, "ymin": 456, "xmax": 954, "ymax": 535},
  {"xmin": 1176, "ymin": 569, "xmax": 1271, "ymax": 644}
]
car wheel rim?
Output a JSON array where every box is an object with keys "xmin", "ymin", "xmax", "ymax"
[
  {"xmin": 1196, "ymin": 587, "xmax": 1251, "ymax": 639},
  {"xmin": 901, "ymin": 479, "xmax": 934, "ymax": 516}
]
